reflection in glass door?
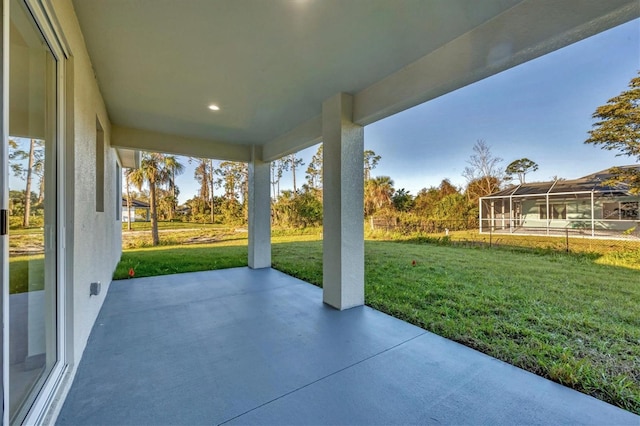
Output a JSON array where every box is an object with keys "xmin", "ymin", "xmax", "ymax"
[{"xmin": 6, "ymin": 0, "xmax": 58, "ymax": 422}]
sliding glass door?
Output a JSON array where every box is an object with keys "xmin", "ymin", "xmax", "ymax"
[{"xmin": 2, "ymin": 0, "xmax": 60, "ymax": 423}]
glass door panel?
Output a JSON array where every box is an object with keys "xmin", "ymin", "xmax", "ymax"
[{"xmin": 7, "ymin": 0, "xmax": 57, "ymax": 422}]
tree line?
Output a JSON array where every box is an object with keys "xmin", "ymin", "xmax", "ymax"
[{"xmin": 123, "ymin": 137, "xmax": 544, "ymax": 245}]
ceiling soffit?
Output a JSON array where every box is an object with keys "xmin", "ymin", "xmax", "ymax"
[{"xmin": 70, "ymin": 0, "xmax": 639, "ymax": 161}]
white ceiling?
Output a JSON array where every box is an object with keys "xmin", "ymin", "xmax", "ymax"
[{"xmin": 71, "ymin": 0, "xmax": 639, "ymax": 161}]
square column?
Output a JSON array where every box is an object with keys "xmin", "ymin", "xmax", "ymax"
[
  {"xmin": 322, "ymin": 93, "xmax": 364, "ymax": 310},
  {"xmin": 248, "ymin": 145, "xmax": 271, "ymax": 269}
]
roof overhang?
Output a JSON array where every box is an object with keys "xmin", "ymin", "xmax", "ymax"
[
  {"xmin": 115, "ymin": 147, "xmax": 140, "ymax": 169},
  {"xmin": 69, "ymin": 0, "xmax": 639, "ymax": 162}
]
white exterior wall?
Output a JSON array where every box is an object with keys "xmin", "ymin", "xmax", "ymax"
[{"xmin": 52, "ymin": 0, "xmax": 122, "ymax": 364}]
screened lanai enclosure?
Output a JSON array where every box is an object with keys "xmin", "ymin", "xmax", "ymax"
[{"xmin": 479, "ymin": 167, "xmax": 640, "ymax": 239}]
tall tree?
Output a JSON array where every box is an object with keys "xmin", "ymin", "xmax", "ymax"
[
  {"xmin": 9, "ymin": 138, "xmax": 44, "ymax": 227},
  {"xmin": 270, "ymin": 162, "xmax": 278, "ymax": 199},
  {"xmin": 216, "ymin": 162, "xmax": 248, "ymax": 201},
  {"xmin": 462, "ymin": 140, "xmax": 503, "ymax": 201},
  {"xmin": 305, "ymin": 144, "xmax": 323, "ymax": 189},
  {"xmin": 273, "ymin": 158, "xmax": 289, "ymax": 197},
  {"xmin": 23, "ymin": 140, "xmax": 36, "ymax": 227},
  {"xmin": 163, "ymin": 155, "xmax": 185, "ymax": 220},
  {"xmin": 217, "ymin": 162, "xmax": 235, "ymax": 200},
  {"xmin": 128, "ymin": 152, "xmax": 170, "ymax": 245},
  {"xmin": 124, "ymin": 168, "xmax": 133, "ymax": 230},
  {"xmin": 36, "ymin": 165, "xmax": 45, "ymax": 205},
  {"xmin": 505, "ymin": 158, "xmax": 539, "ymax": 184},
  {"xmin": 364, "ymin": 150, "xmax": 381, "ymax": 181},
  {"xmin": 284, "ymin": 153, "xmax": 305, "ymax": 194},
  {"xmin": 192, "ymin": 158, "xmax": 220, "ymax": 222},
  {"xmin": 585, "ymin": 72, "xmax": 640, "ymax": 193},
  {"xmin": 215, "ymin": 161, "xmax": 248, "ymax": 224},
  {"xmin": 208, "ymin": 159, "xmax": 216, "ymax": 223},
  {"xmin": 194, "ymin": 158, "xmax": 211, "ymax": 218}
]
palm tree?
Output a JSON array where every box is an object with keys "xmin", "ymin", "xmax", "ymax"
[
  {"xmin": 364, "ymin": 176, "xmax": 394, "ymax": 216},
  {"xmin": 208, "ymin": 159, "xmax": 216, "ymax": 223},
  {"xmin": 163, "ymin": 155, "xmax": 185, "ymax": 220},
  {"xmin": 128, "ymin": 152, "xmax": 170, "ymax": 245},
  {"xmin": 194, "ymin": 159, "xmax": 210, "ymax": 218}
]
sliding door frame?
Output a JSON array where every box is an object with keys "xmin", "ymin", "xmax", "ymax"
[{"xmin": 1, "ymin": 0, "xmax": 69, "ymax": 423}]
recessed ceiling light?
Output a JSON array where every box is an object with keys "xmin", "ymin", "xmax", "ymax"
[{"xmin": 208, "ymin": 104, "xmax": 220, "ymax": 111}]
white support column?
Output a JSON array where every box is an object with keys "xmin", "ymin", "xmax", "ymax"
[
  {"xmin": 546, "ymin": 195, "xmax": 550, "ymax": 235},
  {"xmin": 509, "ymin": 196, "xmax": 513, "ymax": 232},
  {"xmin": 248, "ymin": 145, "xmax": 271, "ymax": 269},
  {"xmin": 490, "ymin": 201, "xmax": 495, "ymax": 231},
  {"xmin": 322, "ymin": 93, "xmax": 364, "ymax": 310},
  {"xmin": 591, "ymin": 191, "xmax": 595, "ymax": 238}
]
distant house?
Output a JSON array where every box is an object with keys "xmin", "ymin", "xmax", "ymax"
[
  {"xmin": 479, "ymin": 166, "xmax": 640, "ymax": 238},
  {"xmin": 121, "ymin": 197, "xmax": 150, "ymax": 222}
]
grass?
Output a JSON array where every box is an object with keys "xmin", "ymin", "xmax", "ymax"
[
  {"xmin": 373, "ymin": 228, "xmax": 640, "ymax": 258},
  {"xmin": 114, "ymin": 233, "xmax": 322, "ymax": 279},
  {"xmin": 9, "ymin": 255, "xmax": 44, "ymax": 294},
  {"xmin": 112, "ymin": 230, "xmax": 640, "ymax": 413},
  {"xmin": 113, "ymin": 239, "xmax": 248, "ymax": 279}
]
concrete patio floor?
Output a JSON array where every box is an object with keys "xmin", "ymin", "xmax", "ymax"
[{"xmin": 57, "ymin": 268, "xmax": 638, "ymax": 425}]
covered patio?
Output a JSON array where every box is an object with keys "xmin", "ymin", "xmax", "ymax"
[
  {"xmin": 56, "ymin": 268, "xmax": 636, "ymax": 425},
  {"xmin": 3, "ymin": 0, "xmax": 639, "ymax": 423},
  {"xmin": 72, "ymin": 0, "xmax": 640, "ymax": 312}
]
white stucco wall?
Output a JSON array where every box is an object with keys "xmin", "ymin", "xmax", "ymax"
[{"xmin": 51, "ymin": 0, "xmax": 122, "ymax": 364}]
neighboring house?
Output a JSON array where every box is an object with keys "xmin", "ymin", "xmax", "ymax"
[
  {"xmin": 480, "ymin": 166, "xmax": 640, "ymax": 237},
  {"xmin": 176, "ymin": 205, "xmax": 192, "ymax": 218},
  {"xmin": 121, "ymin": 196, "xmax": 150, "ymax": 222}
]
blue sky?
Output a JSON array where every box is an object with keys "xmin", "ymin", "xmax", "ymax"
[{"xmin": 178, "ymin": 18, "xmax": 639, "ymax": 202}]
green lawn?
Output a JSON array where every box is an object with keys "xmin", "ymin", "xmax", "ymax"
[
  {"xmin": 113, "ymin": 233, "xmax": 640, "ymax": 413},
  {"xmin": 368, "ymin": 228, "xmax": 640, "ymax": 262},
  {"xmin": 114, "ymin": 239, "xmax": 248, "ymax": 279},
  {"xmin": 9, "ymin": 255, "xmax": 44, "ymax": 294}
]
